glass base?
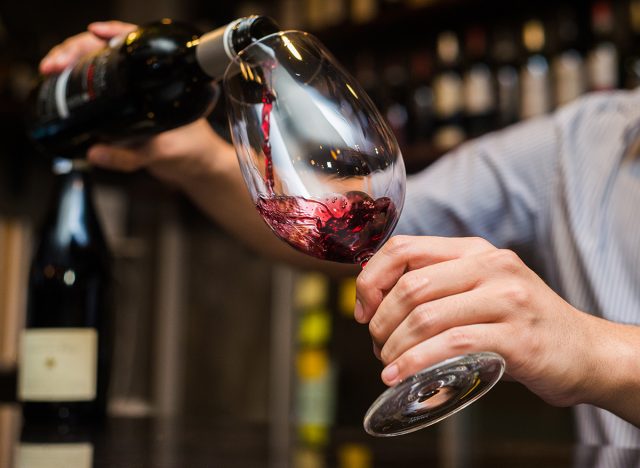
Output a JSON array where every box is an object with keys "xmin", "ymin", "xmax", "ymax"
[{"xmin": 363, "ymin": 352, "xmax": 505, "ymax": 437}]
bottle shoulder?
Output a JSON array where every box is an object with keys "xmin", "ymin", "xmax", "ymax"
[{"xmin": 121, "ymin": 21, "xmax": 204, "ymax": 84}]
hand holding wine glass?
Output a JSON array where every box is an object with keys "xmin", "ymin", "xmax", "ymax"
[{"xmin": 224, "ymin": 30, "xmax": 505, "ymax": 436}]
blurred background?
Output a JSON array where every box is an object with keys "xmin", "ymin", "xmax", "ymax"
[{"xmin": 1, "ymin": 0, "xmax": 637, "ymax": 464}]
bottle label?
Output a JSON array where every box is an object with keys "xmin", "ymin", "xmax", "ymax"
[
  {"xmin": 433, "ymin": 72, "xmax": 463, "ymax": 117},
  {"xmin": 587, "ymin": 42, "xmax": 619, "ymax": 91},
  {"xmin": 434, "ymin": 125, "xmax": 465, "ymax": 151},
  {"xmin": 16, "ymin": 443, "xmax": 93, "ymax": 468},
  {"xmin": 36, "ymin": 47, "xmax": 120, "ymax": 122},
  {"xmin": 520, "ymin": 55, "xmax": 550, "ymax": 119},
  {"xmin": 18, "ymin": 328, "xmax": 98, "ymax": 402},
  {"xmin": 464, "ymin": 64, "xmax": 495, "ymax": 114}
]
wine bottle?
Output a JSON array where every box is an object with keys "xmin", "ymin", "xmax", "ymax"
[
  {"xmin": 624, "ymin": 0, "xmax": 640, "ymax": 89},
  {"xmin": 587, "ymin": 0, "xmax": 620, "ymax": 91},
  {"xmin": 18, "ymin": 159, "xmax": 112, "ymax": 424},
  {"xmin": 491, "ymin": 26, "xmax": 520, "ymax": 128},
  {"xmin": 407, "ymin": 50, "xmax": 435, "ymax": 144},
  {"xmin": 520, "ymin": 19, "xmax": 551, "ymax": 120},
  {"xmin": 432, "ymin": 31, "xmax": 466, "ymax": 152},
  {"xmin": 381, "ymin": 57, "xmax": 410, "ymax": 149},
  {"xmin": 551, "ymin": 7, "xmax": 585, "ymax": 107},
  {"xmin": 463, "ymin": 25, "xmax": 496, "ymax": 138},
  {"xmin": 28, "ymin": 16, "xmax": 279, "ymax": 158}
]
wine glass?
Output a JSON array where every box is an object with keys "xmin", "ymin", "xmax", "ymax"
[{"xmin": 223, "ymin": 31, "xmax": 505, "ymax": 436}]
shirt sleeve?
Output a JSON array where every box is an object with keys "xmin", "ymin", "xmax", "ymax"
[{"xmin": 395, "ymin": 114, "xmax": 560, "ymax": 250}]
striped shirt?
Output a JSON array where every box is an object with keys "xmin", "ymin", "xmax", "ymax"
[{"xmin": 394, "ymin": 89, "xmax": 640, "ymax": 446}]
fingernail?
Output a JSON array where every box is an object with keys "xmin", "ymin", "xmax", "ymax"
[
  {"xmin": 354, "ymin": 299, "xmax": 364, "ymax": 323},
  {"xmin": 381, "ymin": 364, "xmax": 399, "ymax": 385}
]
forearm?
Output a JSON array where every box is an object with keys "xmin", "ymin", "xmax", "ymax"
[{"xmin": 580, "ymin": 314, "xmax": 640, "ymax": 427}]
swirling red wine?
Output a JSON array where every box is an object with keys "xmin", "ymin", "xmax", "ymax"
[
  {"xmin": 256, "ymin": 88, "xmax": 397, "ymax": 263},
  {"xmin": 256, "ymin": 191, "xmax": 397, "ymax": 264}
]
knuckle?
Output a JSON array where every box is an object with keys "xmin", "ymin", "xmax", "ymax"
[
  {"xmin": 379, "ymin": 345, "xmax": 394, "ymax": 365},
  {"xmin": 368, "ymin": 318, "xmax": 384, "ymax": 344},
  {"xmin": 502, "ymin": 280, "xmax": 531, "ymax": 308},
  {"xmin": 489, "ymin": 248, "xmax": 522, "ymax": 274},
  {"xmin": 395, "ymin": 272, "xmax": 426, "ymax": 303},
  {"xmin": 408, "ymin": 302, "xmax": 435, "ymax": 335},
  {"xmin": 384, "ymin": 235, "xmax": 410, "ymax": 255},
  {"xmin": 355, "ymin": 270, "xmax": 372, "ymax": 296},
  {"xmin": 445, "ymin": 327, "xmax": 474, "ymax": 352},
  {"xmin": 468, "ymin": 236, "xmax": 493, "ymax": 252}
]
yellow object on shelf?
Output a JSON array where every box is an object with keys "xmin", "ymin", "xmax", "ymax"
[
  {"xmin": 295, "ymin": 273, "xmax": 328, "ymax": 309},
  {"xmin": 298, "ymin": 308, "xmax": 331, "ymax": 346},
  {"xmin": 338, "ymin": 277, "xmax": 357, "ymax": 318}
]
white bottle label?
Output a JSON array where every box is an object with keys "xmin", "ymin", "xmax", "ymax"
[
  {"xmin": 520, "ymin": 55, "xmax": 551, "ymax": 119},
  {"xmin": 18, "ymin": 328, "xmax": 98, "ymax": 402},
  {"xmin": 434, "ymin": 72, "xmax": 463, "ymax": 118},
  {"xmin": 464, "ymin": 64, "xmax": 494, "ymax": 114},
  {"xmin": 16, "ymin": 443, "xmax": 93, "ymax": 468},
  {"xmin": 553, "ymin": 50, "xmax": 585, "ymax": 106},
  {"xmin": 588, "ymin": 41, "xmax": 619, "ymax": 90}
]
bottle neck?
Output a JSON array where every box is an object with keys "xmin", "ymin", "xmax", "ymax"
[
  {"xmin": 47, "ymin": 159, "xmax": 99, "ymax": 249},
  {"xmin": 195, "ymin": 16, "xmax": 279, "ymax": 80}
]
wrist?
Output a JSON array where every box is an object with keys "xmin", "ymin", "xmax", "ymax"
[{"xmin": 578, "ymin": 315, "xmax": 640, "ymax": 417}]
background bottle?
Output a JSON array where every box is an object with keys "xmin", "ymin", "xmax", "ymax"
[
  {"xmin": 28, "ymin": 16, "xmax": 279, "ymax": 158},
  {"xmin": 587, "ymin": 0, "xmax": 619, "ymax": 91},
  {"xmin": 624, "ymin": 0, "xmax": 640, "ymax": 89},
  {"xmin": 520, "ymin": 19, "xmax": 551, "ymax": 120},
  {"xmin": 551, "ymin": 7, "xmax": 586, "ymax": 107},
  {"xmin": 463, "ymin": 25, "xmax": 496, "ymax": 138},
  {"xmin": 18, "ymin": 159, "xmax": 112, "ymax": 424},
  {"xmin": 492, "ymin": 26, "xmax": 520, "ymax": 128},
  {"xmin": 432, "ymin": 31, "xmax": 466, "ymax": 152},
  {"xmin": 407, "ymin": 49, "xmax": 435, "ymax": 144}
]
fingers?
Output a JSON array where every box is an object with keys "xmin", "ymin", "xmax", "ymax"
[
  {"xmin": 39, "ymin": 21, "xmax": 137, "ymax": 75},
  {"xmin": 380, "ymin": 323, "xmax": 510, "ymax": 386},
  {"xmin": 367, "ymin": 253, "xmax": 489, "ymax": 351},
  {"xmin": 40, "ymin": 32, "xmax": 106, "ymax": 74},
  {"xmin": 378, "ymin": 287, "xmax": 498, "ymax": 365},
  {"xmin": 87, "ymin": 21, "xmax": 137, "ymax": 40},
  {"xmin": 355, "ymin": 235, "xmax": 493, "ymax": 323},
  {"xmin": 87, "ymin": 144, "xmax": 149, "ymax": 172}
]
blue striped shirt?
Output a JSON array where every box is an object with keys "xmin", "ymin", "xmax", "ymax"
[{"xmin": 395, "ymin": 89, "xmax": 640, "ymax": 446}]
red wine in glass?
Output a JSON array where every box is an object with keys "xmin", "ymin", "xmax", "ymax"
[
  {"xmin": 256, "ymin": 191, "xmax": 398, "ymax": 264},
  {"xmin": 257, "ymin": 88, "xmax": 398, "ymax": 263}
]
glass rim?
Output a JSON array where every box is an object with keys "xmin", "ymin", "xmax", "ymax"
[{"xmin": 222, "ymin": 29, "xmax": 320, "ymax": 84}]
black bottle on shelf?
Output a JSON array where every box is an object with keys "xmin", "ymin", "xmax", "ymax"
[
  {"xmin": 624, "ymin": 0, "xmax": 640, "ymax": 89},
  {"xmin": 491, "ymin": 26, "xmax": 520, "ymax": 128},
  {"xmin": 28, "ymin": 16, "xmax": 280, "ymax": 158},
  {"xmin": 432, "ymin": 31, "xmax": 466, "ymax": 152},
  {"xmin": 18, "ymin": 159, "xmax": 112, "ymax": 425},
  {"xmin": 462, "ymin": 25, "xmax": 496, "ymax": 138},
  {"xmin": 551, "ymin": 7, "xmax": 586, "ymax": 107},
  {"xmin": 381, "ymin": 56, "xmax": 410, "ymax": 149},
  {"xmin": 407, "ymin": 49, "xmax": 435, "ymax": 144},
  {"xmin": 587, "ymin": 0, "xmax": 620, "ymax": 91}
]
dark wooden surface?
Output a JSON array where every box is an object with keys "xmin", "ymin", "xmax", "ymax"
[{"xmin": 2, "ymin": 402, "xmax": 639, "ymax": 468}]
